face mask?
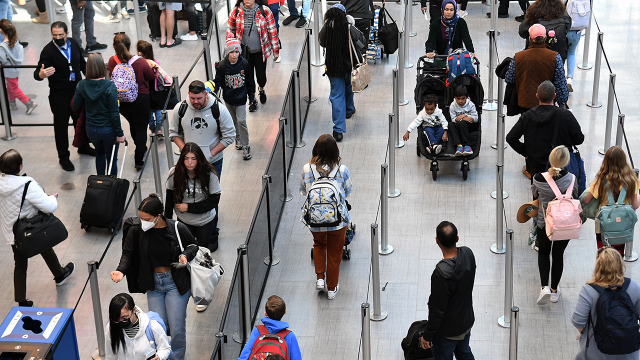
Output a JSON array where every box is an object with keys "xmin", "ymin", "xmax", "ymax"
[
  {"xmin": 118, "ymin": 318, "xmax": 132, "ymax": 328},
  {"xmin": 140, "ymin": 216, "xmax": 158, "ymax": 232},
  {"xmin": 53, "ymin": 38, "xmax": 66, "ymax": 47}
]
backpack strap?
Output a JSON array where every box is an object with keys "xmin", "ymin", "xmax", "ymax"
[
  {"xmin": 256, "ymin": 324, "xmax": 269, "ymax": 336},
  {"xmin": 275, "ymin": 328, "xmax": 291, "ymax": 338},
  {"xmin": 145, "ymin": 322, "xmax": 156, "ymax": 346},
  {"xmin": 541, "ymin": 172, "xmax": 565, "ymax": 200},
  {"xmin": 16, "ymin": 181, "xmax": 31, "ymax": 222},
  {"xmin": 616, "ymin": 186, "xmax": 628, "ymax": 205},
  {"xmin": 128, "ymin": 55, "xmax": 141, "ymax": 65}
]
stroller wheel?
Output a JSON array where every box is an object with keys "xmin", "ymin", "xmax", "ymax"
[
  {"xmin": 462, "ymin": 161, "xmax": 469, "ymax": 181},
  {"xmin": 430, "ymin": 161, "xmax": 438, "ymax": 181}
]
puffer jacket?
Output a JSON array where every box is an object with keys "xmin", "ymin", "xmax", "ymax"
[
  {"xmin": 104, "ymin": 306, "xmax": 172, "ymax": 360},
  {"xmin": 0, "ymin": 174, "xmax": 57, "ymax": 246}
]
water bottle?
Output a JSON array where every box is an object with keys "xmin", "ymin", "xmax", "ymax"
[{"xmin": 144, "ymin": 347, "xmax": 156, "ymax": 360}]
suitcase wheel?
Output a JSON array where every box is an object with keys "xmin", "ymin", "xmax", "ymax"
[{"xmin": 342, "ymin": 248, "xmax": 351, "ymax": 260}]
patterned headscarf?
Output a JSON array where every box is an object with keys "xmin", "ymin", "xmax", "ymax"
[{"xmin": 441, "ymin": 0, "xmax": 460, "ymax": 54}]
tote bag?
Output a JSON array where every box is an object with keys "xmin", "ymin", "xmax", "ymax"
[
  {"xmin": 349, "ymin": 26, "xmax": 371, "ymax": 93},
  {"xmin": 377, "ymin": 4, "xmax": 398, "ymax": 54}
]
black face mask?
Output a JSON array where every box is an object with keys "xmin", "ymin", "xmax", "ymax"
[
  {"xmin": 117, "ymin": 319, "xmax": 132, "ymax": 328},
  {"xmin": 53, "ymin": 38, "xmax": 66, "ymax": 47}
]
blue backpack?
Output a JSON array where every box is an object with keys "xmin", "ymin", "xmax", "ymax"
[
  {"xmin": 446, "ymin": 51, "xmax": 475, "ymax": 86},
  {"xmin": 596, "ymin": 187, "xmax": 638, "ymax": 246},
  {"xmin": 145, "ymin": 311, "xmax": 173, "ymax": 358},
  {"xmin": 587, "ymin": 278, "xmax": 640, "ymax": 355}
]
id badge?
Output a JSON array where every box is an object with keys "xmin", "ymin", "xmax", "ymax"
[{"xmin": 69, "ymin": 65, "xmax": 75, "ymax": 81}]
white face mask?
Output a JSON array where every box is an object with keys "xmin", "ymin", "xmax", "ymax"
[{"xmin": 140, "ymin": 216, "xmax": 158, "ymax": 232}]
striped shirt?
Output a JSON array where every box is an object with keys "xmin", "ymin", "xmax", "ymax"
[
  {"xmin": 124, "ymin": 318, "xmax": 140, "ymax": 339},
  {"xmin": 299, "ymin": 163, "xmax": 353, "ymax": 232}
]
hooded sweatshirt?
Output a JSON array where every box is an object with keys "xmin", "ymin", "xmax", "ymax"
[
  {"xmin": 73, "ymin": 79, "xmax": 124, "ymax": 136},
  {"xmin": 423, "ymin": 246, "xmax": 476, "ymax": 342},
  {"xmin": 449, "ymin": 98, "xmax": 478, "ymax": 123},
  {"xmin": 168, "ymin": 93, "xmax": 236, "ymax": 164},
  {"xmin": 0, "ymin": 174, "xmax": 58, "ymax": 246},
  {"xmin": 104, "ymin": 306, "xmax": 172, "ymax": 360},
  {"xmin": 213, "ymin": 55, "xmax": 255, "ymax": 106},
  {"xmin": 506, "ymin": 105, "xmax": 584, "ymax": 169},
  {"xmin": 238, "ymin": 317, "xmax": 302, "ymax": 360},
  {"xmin": 0, "ymin": 41, "xmax": 23, "ymax": 79},
  {"xmin": 406, "ymin": 106, "xmax": 448, "ymax": 133}
]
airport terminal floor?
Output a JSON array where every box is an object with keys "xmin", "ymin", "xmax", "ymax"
[{"xmin": 0, "ymin": 0, "xmax": 639, "ymax": 359}]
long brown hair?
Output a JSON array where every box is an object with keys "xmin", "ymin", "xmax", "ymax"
[
  {"xmin": 525, "ymin": 0, "xmax": 566, "ymax": 23},
  {"xmin": 588, "ymin": 247, "xmax": 625, "ymax": 287},
  {"xmin": 0, "ymin": 19, "xmax": 17, "ymax": 47},
  {"xmin": 170, "ymin": 143, "xmax": 217, "ymax": 204},
  {"xmin": 113, "ymin": 32, "xmax": 132, "ymax": 63},
  {"xmin": 594, "ymin": 146, "xmax": 637, "ymax": 205},
  {"xmin": 309, "ymin": 134, "xmax": 341, "ymax": 176}
]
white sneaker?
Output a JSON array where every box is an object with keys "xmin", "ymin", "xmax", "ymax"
[
  {"xmin": 55, "ymin": 7, "xmax": 66, "ymax": 13},
  {"xmin": 327, "ymin": 284, "xmax": 339, "ymax": 300},
  {"xmin": 196, "ymin": 304, "xmax": 208, "ymax": 312},
  {"xmin": 537, "ymin": 286, "xmax": 552, "ymax": 305},
  {"xmin": 180, "ymin": 33, "xmax": 199, "ymax": 41},
  {"xmin": 316, "ymin": 278, "xmax": 325, "ymax": 291},
  {"xmin": 120, "ymin": 8, "xmax": 130, "ymax": 19},
  {"xmin": 566, "ymin": 77, "xmax": 573, "ymax": 92},
  {"xmin": 550, "ymin": 289, "xmax": 560, "ymax": 303},
  {"xmin": 106, "ymin": 14, "xmax": 120, "ymax": 23},
  {"xmin": 434, "ymin": 144, "xmax": 442, "ymax": 154},
  {"xmin": 275, "ymin": 56, "xmax": 281, "ymax": 63},
  {"xmin": 458, "ymin": 10, "xmax": 468, "ymax": 18}
]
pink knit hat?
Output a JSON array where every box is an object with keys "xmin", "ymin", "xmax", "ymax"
[{"xmin": 225, "ymin": 38, "xmax": 241, "ymax": 55}]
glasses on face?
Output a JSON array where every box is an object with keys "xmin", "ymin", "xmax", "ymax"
[
  {"xmin": 188, "ymin": 84, "xmax": 206, "ymax": 93},
  {"xmin": 114, "ymin": 309, "xmax": 133, "ymax": 323},
  {"xmin": 52, "ymin": 33, "xmax": 65, "ymax": 39}
]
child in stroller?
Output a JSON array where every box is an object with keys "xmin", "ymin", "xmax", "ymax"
[
  {"xmin": 449, "ymin": 85, "xmax": 478, "ymax": 157},
  {"xmin": 403, "ymin": 94, "xmax": 448, "ymax": 154}
]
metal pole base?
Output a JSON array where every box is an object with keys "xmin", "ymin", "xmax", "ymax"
[
  {"xmin": 395, "ymin": 140, "xmax": 405, "ymax": 148},
  {"xmin": 577, "ymin": 63, "xmax": 593, "ymax": 70},
  {"xmin": 491, "ymin": 143, "xmax": 507, "ymax": 150},
  {"xmin": 491, "ymin": 243, "xmax": 506, "ymax": 254},
  {"xmin": 587, "ymin": 101, "xmax": 603, "ymax": 108},
  {"xmin": 379, "ymin": 244, "xmax": 394, "ymax": 255},
  {"xmin": 409, "ymin": 32, "xmax": 417, "ymax": 37},
  {"xmin": 303, "ymin": 96, "xmax": 318, "ymax": 103},
  {"xmin": 388, "ymin": 189, "xmax": 401, "ymax": 198},
  {"xmin": 232, "ymin": 331, "xmax": 243, "ymax": 344},
  {"xmin": 1, "ymin": 134, "xmax": 17, "ymax": 140},
  {"xmin": 399, "ymin": 99, "xmax": 409, "ymax": 106},
  {"xmin": 491, "ymin": 191, "xmax": 509, "ymax": 199},
  {"xmin": 280, "ymin": 191, "xmax": 293, "ymax": 202},
  {"xmin": 311, "ymin": 61, "xmax": 324, "ymax": 67},
  {"xmin": 370, "ymin": 310, "xmax": 388, "ymax": 321},
  {"xmin": 404, "ymin": 62, "xmax": 414, "ymax": 69},
  {"xmin": 91, "ymin": 349, "xmax": 102, "ymax": 360},
  {"xmin": 498, "ymin": 315, "xmax": 510, "ymax": 328},
  {"xmin": 483, "ymin": 100, "xmax": 498, "ymax": 111},
  {"xmin": 286, "ymin": 140, "xmax": 306, "ymax": 148},
  {"xmin": 264, "ymin": 255, "xmax": 281, "ymax": 266},
  {"xmin": 624, "ymin": 252, "xmax": 639, "ymax": 262}
]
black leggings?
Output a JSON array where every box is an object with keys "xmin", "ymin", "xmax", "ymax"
[
  {"xmin": 119, "ymin": 93, "xmax": 151, "ymax": 165},
  {"xmin": 246, "ymin": 51, "xmax": 267, "ymax": 89},
  {"xmin": 537, "ymin": 228, "xmax": 570, "ymax": 290},
  {"xmin": 36, "ymin": 0, "xmax": 46, "ymax": 12}
]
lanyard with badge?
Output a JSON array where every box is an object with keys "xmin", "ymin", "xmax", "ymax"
[{"xmin": 59, "ymin": 41, "xmax": 75, "ymax": 81}]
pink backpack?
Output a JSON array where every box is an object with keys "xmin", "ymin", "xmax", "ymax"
[{"xmin": 541, "ymin": 172, "xmax": 582, "ymax": 240}]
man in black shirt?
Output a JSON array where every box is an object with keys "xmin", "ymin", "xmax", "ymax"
[{"xmin": 34, "ymin": 21, "xmax": 95, "ymax": 171}]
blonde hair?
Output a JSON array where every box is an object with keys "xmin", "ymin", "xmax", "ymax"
[
  {"xmin": 595, "ymin": 146, "xmax": 638, "ymax": 205},
  {"xmin": 547, "ymin": 145, "xmax": 570, "ymax": 178},
  {"xmin": 588, "ymin": 247, "xmax": 625, "ymax": 287}
]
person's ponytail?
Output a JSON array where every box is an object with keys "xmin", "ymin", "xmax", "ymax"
[{"xmin": 113, "ymin": 33, "xmax": 132, "ymax": 63}]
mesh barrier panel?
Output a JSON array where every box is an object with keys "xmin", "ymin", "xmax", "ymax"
[{"xmin": 297, "ymin": 31, "xmax": 312, "ymax": 130}]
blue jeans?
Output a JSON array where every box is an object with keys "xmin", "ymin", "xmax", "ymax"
[
  {"xmin": 423, "ymin": 126, "xmax": 444, "ymax": 145},
  {"xmin": 0, "ymin": 0, "xmax": 11, "ymax": 42},
  {"xmin": 328, "ymin": 74, "xmax": 355, "ymax": 134},
  {"xmin": 147, "ymin": 272, "xmax": 191, "ymax": 360},
  {"xmin": 287, "ymin": 0, "xmax": 310, "ymax": 18},
  {"xmin": 431, "ymin": 332, "xmax": 475, "ymax": 360},
  {"xmin": 149, "ymin": 110, "xmax": 163, "ymax": 132},
  {"xmin": 268, "ymin": 3, "xmax": 280, "ymax": 31},
  {"xmin": 566, "ymin": 30, "xmax": 581, "ymax": 79},
  {"xmin": 86, "ymin": 126, "xmax": 118, "ymax": 175},
  {"xmin": 210, "ymin": 158, "xmax": 223, "ymax": 239}
]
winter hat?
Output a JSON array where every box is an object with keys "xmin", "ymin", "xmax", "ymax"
[
  {"xmin": 528, "ymin": 24, "xmax": 547, "ymax": 40},
  {"xmin": 225, "ymin": 38, "xmax": 241, "ymax": 55},
  {"xmin": 331, "ymin": 3, "xmax": 346, "ymax": 13}
]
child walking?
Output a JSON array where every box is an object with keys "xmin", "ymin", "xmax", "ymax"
[
  {"xmin": 403, "ymin": 94, "xmax": 448, "ymax": 154},
  {"xmin": 136, "ymin": 40, "xmax": 172, "ymax": 137},
  {"xmin": 0, "ymin": 19, "xmax": 36, "ymax": 115},
  {"xmin": 449, "ymin": 85, "xmax": 478, "ymax": 156}
]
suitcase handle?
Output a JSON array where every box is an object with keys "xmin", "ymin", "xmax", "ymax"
[{"xmin": 108, "ymin": 139, "xmax": 129, "ymax": 178}]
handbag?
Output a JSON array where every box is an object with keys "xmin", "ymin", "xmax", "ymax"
[
  {"xmin": 377, "ymin": 4, "xmax": 398, "ymax": 54},
  {"xmin": 579, "ymin": 188, "xmax": 599, "ymax": 222},
  {"xmin": 174, "ymin": 221, "xmax": 224, "ymax": 306},
  {"xmin": 12, "ymin": 181, "xmax": 68, "ymax": 258},
  {"xmin": 349, "ymin": 26, "xmax": 371, "ymax": 93},
  {"xmin": 150, "ymin": 84, "xmax": 179, "ymax": 111},
  {"xmin": 549, "ymin": 112, "xmax": 587, "ymax": 193}
]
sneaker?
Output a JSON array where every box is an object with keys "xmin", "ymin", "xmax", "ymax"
[
  {"xmin": 55, "ymin": 7, "xmax": 66, "ymax": 13},
  {"xmin": 128, "ymin": 5, "xmax": 147, "ymax": 14},
  {"xmin": 235, "ymin": 143, "xmax": 243, "ymax": 150},
  {"xmin": 18, "ymin": 300, "xmax": 34, "ymax": 307},
  {"xmin": 120, "ymin": 8, "xmax": 130, "ymax": 19},
  {"xmin": 537, "ymin": 286, "xmax": 552, "ymax": 305},
  {"xmin": 135, "ymin": 161, "xmax": 144, "ymax": 170},
  {"xmin": 567, "ymin": 77, "xmax": 573, "ymax": 92},
  {"xmin": 282, "ymin": 15, "xmax": 299, "ymax": 26},
  {"xmin": 274, "ymin": 56, "xmax": 281, "ymax": 63},
  {"xmin": 55, "ymin": 262, "xmax": 75, "ymax": 286},
  {"xmin": 455, "ymin": 145, "xmax": 463, "ymax": 156},
  {"xmin": 316, "ymin": 278, "xmax": 325, "ymax": 291},
  {"xmin": 295, "ymin": 16, "xmax": 308, "ymax": 28},
  {"xmin": 426, "ymin": 145, "xmax": 432, "ymax": 154},
  {"xmin": 550, "ymin": 289, "xmax": 560, "ymax": 303},
  {"xmin": 196, "ymin": 304, "xmax": 208, "ymax": 312},
  {"xmin": 86, "ymin": 42, "xmax": 108, "ymax": 52},
  {"xmin": 242, "ymin": 145, "xmax": 252, "ymax": 160},
  {"xmin": 180, "ymin": 33, "xmax": 198, "ymax": 41},
  {"xmin": 327, "ymin": 284, "xmax": 339, "ymax": 300},
  {"xmin": 332, "ymin": 131, "xmax": 343, "ymax": 142},
  {"xmin": 25, "ymin": 100, "xmax": 37, "ymax": 115},
  {"xmin": 106, "ymin": 14, "xmax": 120, "ymax": 22},
  {"xmin": 59, "ymin": 158, "xmax": 75, "ymax": 171},
  {"xmin": 259, "ymin": 90, "xmax": 267, "ymax": 104},
  {"xmin": 249, "ymin": 101, "xmax": 258, "ymax": 112},
  {"xmin": 434, "ymin": 144, "xmax": 442, "ymax": 154},
  {"xmin": 346, "ymin": 109, "xmax": 356, "ymax": 119},
  {"xmin": 463, "ymin": 146, "xmax": 473, "ymax": 155},
  {"xmin": 9, "ymin": 100, "xmax": 17, "ymax": 110},
  {"xmin": 457, "ymin": 10, "xmax": 468, "ymax": 18}
]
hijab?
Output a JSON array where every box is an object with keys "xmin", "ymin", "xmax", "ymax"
[{"xmin": 441, "ymin": 0, "xmax": 460, "ymax": 54}]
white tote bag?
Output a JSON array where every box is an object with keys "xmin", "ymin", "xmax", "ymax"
[
  {"xmin": 349, "ymin": 25, "xmax": 371, "ymax": 93},
  {"xmin": 175, "ymin": 221, "xmax": 225, "ymax": 305}
]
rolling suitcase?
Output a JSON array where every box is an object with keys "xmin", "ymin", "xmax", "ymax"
[{"xmin": 80, "ymin": 141, "xmax": 130, "ymax": 233}]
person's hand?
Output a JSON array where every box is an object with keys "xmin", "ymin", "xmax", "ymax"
[
  {"xmin": 402, "ymin": 131, "xmax": 410, "ymax": 141},
  {"xmin": 77, "ymin": 0, "xmax": 85, "ymax": 9},
  {"xmin": 179, "ymin": 255, "xmax": 187, "ymax": 264},
  {"xmin": 176, "ymin": 203, "xmax": 188, "ymax": 212},
  {"xmin": 149, "ymin": 356, "xmax": 159, "ymax": 360},
  {"xmin": 465, "ymin": 116, "xmax": 474, "ymax": 123},
  {"xmin": 110, "ymin": 271, "xmax": 124, "ymax": 283},
  {"xmin": 426, "ymin": 52, "xmax": 435, "ymax": 59},
  {"xmin": 51, "ymin": 193, "xmax": 58, "ymax": 198},
  {"xmin": 442, "ymin": 130, "xmax": 448, "ymax": 142},
  {"xmin": 455, "ymin": 114, "xmax": 464, "ymax": 122},
  {"xmin": 39, "ymin": 64, "xmax": 55, "ymax": 79},
  {"xmin": 421, "ymin": 6, "xmax": 427, "ymax": 13},
  {"xmin": 420, "ymin": 338, "xmax": 431, "ymax": 349},
  {"xmin": 116, "ymin": 136, "xmax": 125, "ymax": 143}
]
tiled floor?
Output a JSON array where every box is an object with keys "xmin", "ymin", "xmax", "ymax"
[{"xmin": 1, "ymin": 0, "xmax": 639, "ymax": 359}]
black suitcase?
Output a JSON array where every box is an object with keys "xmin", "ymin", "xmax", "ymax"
[
  {"xmin": 401, "ymin": 320, "xmax": 434, "ymax": 360},
  {"xmin": 147, "ymin": 1, "xmax": 178, "ymax": 41},
  {"xmin": 80, "ymin": 141, "xmax": 130, "ymax": 233}
]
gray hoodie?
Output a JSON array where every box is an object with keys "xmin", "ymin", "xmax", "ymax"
[
  {"xmin": 169, "ymin": 93, "xmax": 236, "ymax": 164},
  {"xmin": 449, "ymin": 98, "xmax": 478, "ymax": 123},
  {"xmin": 0, "ymin": 41, "xmax": 24, "ymax": 79}
]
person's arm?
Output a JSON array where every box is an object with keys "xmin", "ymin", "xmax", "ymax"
[
  {"xmin": 422, "ymin": 272, "xmax": 450, "ymax": 342},
  {"xmin": 571, "ymin": 285, "xmax": 592, "ymax": 334},
  {"xmin": 467, "ymin": 103, "xmax": 479, "ymax": 123},
  {"xmin": 165, "ymin": 189, "xmax": 175, "ymax": 219},
  {"xmin": 177, "ymin": 222, "xmax": 199, "ymax": 261},
  {"xmin": 237, "ymin": 327, "xmax": 260, "ymax": 360},
  {"xmin": 25, "ymin": 182, "xmax": 58, "ymax": 214},
  {"xmin": 407, "ymin": 114, "xmax": 424, "ymax": 133},
  {"xmin": 342, "ymin": 165, "xmax": 353, "ymax": 198},
  {"xmin": 506, "ymin": 117, "xmax": 527, "ymax": 157},
  {"xmin": 553, "ymin": 54, "xmax": 569, "ymax": 107},
  {"xmin": 284, "ymin": 333, "xmax": 303, "ymax": 360},
  {"xmin": 212, "ymin": 107, "xmax": 236, "ymax": 156},
  {"xmin": 76, "ymin": 40, "xmax": 86, "ymax": 75},
  {"xmin": 300, "ymin": 164, "xmax": 311, "ymax": 196},
  {"xmin": 168, "ymin": 106, "xmax": 185, "ymax": 148},
  {"xmin": 264, "ymin": 8, "xmax": 280, "ymax": 59},
  {"xmin": 107, "ymin": 57, "xmax": 116, "ymax": 77},
  {"xmin": 438, "ymin": 113, "xmax": 448, "ymax": 130},
  {"xmin": 459, "ymin": 20, "xmax": 474, "ymax": 53},
  {"xmin": 34, "ymin": 48, "xmax": 53, "ymax": 81},
  {"xmin": 139, "ymin": 59, "xmax": 156, "ymax": 83},
  {"xmin": 187, "ymin": 194, "xmax": 221, "ymax": 214},
  {"xmin": 226, "ymin": 9, "xmax": 238, "ymax": 41},
  {"xmin": 213, "ymin": 62, "xmax": 224, "ymax": 95},
  {"xmin": 424, "ymin": 20, "xmax": 437, "ymax": 54},
  {"xmin": 72, "ymin": 85, "xmax": 85, "ymax": 112},
  {"xmin": 107, "ymin": 83, "xmax": 125, "ymax": 137},
  {"xmin": 568, "ymin": 114, "xmax": 585, "ymax": 146},
  {"xmin": 564, "ymin": 14, "xmax": 572, "ymax": 32},
  {"xmin": 115, "ymin": 225, "xmax": 136, "ymax": 274},
  {"xmin": 150, "ymin": 321, "xmax": 172, "ymax": 360},
  {"xmin": 531, "ymin": 181, "xmax": 539, "ymax": 199},
  {"xmin": 505, "ymin": 57, "xmax": 516, "ymax": 84}
]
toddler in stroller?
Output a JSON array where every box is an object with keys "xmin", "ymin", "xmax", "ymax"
[
  {"xmin": 449, "ymin": 85, "xmax": 478, "ymax": 156},
  {"xmin": 403, "ymin": 94, "xmax": 448, "ymax": 154}
]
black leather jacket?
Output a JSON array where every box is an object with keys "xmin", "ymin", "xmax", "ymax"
[{"xmin": 116, "ymin": 219, "xmax": 198, "ymax": 295}]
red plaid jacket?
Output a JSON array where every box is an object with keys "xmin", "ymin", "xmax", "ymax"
[{"xmin": 227, "ymin": 5, "xmax": 280, "ymax": 62}]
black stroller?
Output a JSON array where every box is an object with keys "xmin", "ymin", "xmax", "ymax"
[{"xmin": 414, "ymin": 54, "xmax": 484, "ymax": 180}]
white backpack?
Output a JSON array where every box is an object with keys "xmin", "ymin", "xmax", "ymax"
[
  {"xmin": 541, "ymin": 172, "xmax": 583, "ymax": 240},
  {"xmin": 301, "ymin": 164, "xmax": 345, "ymax": 228},
  {"xmin": 566, "ymin": 0, "xmax": 591, "ymax": 31}
]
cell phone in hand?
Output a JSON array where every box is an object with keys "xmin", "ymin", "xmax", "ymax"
[{"xmin": 171, "ymin": 262, "xmax": 187, "ymax": 268}]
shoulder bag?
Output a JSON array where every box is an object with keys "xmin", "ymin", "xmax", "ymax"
[
  {"xmin": 349, "ymin": 26, "xmax": 371, "ymax": 93},
  {"xmin": 377, "ymin": 4, "xmax": 398, "ymax": 54},
  {"xmin": 13, "ymin": 181, "xmax": 68, "ymax": 258},
  {"xmin": 548, "ymin": 111, "xmax": 587, "ymax": 193}
]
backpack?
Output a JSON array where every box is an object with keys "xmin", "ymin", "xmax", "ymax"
[
  {"xmin": 541, "ymin": 172, "xmax": 582, "ymax": 240},
  {"xmin": 537, "ymin": 17, "xmax": 569, "ymax": 60},
  {"xmin": 565, "ymin": 0, "xmax": 591, "ymax": 31},
  {"xmin": 596, "ymin": 187, "xmax": 638, "ymax": 246},
  {"xmin": 301, "ymin": 164, "xmax": 345, "ymax": 228},
  {"xmin": 446, "ymin": 50, "xmax": 475, "ymax": 86},
  {"xmin": 248, "ymin": 325, "xmax": 291, "ymax": 360},
  {"xmin": 400, "ymin": 320, "xmax": 433, "ymax": 360},
  {"xmin": 112, "ymin": 55, "xmax": 140, "ymax": 102},
  {"xmin": 587, "ymin": 278, "xmax": 640, "ymax": 355},
  {"xmin": 145, "ymin": 311, "xmax": 174, "ymax": 358}
]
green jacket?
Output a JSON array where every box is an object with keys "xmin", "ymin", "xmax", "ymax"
[{"xmin": 73, "ymin": 79, "xmax": 123, "ymax": 136}]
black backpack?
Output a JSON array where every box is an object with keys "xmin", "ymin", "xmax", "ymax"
[
  {"xmin": 400, "ymin": 320, "xmax": 433, "ymax": 360},
  {"xmin": 587, "ymin": 278, "xmax": 640, "ymax": 355}
]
